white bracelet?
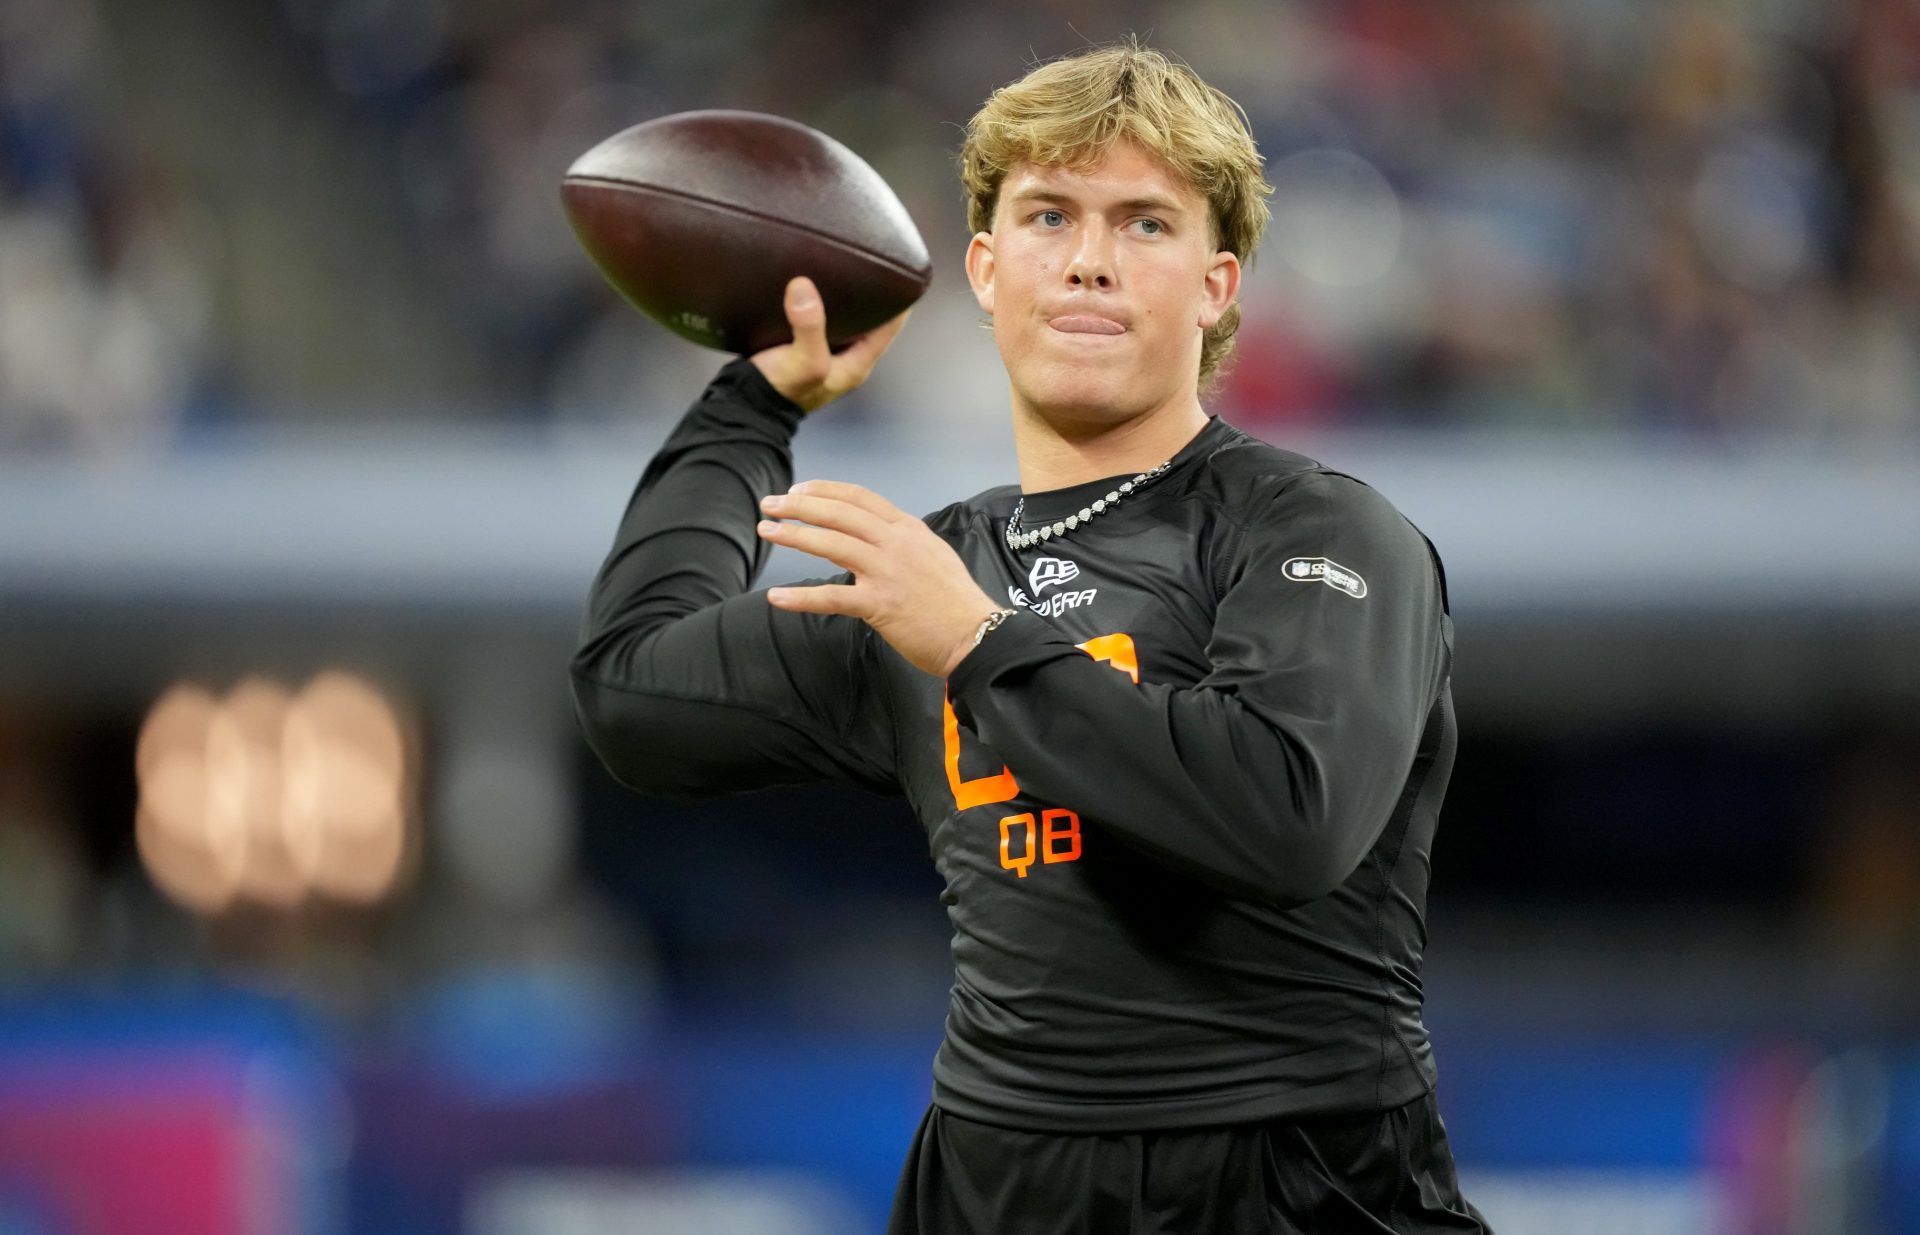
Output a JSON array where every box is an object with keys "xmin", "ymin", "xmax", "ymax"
[{"xmin": 971, "ymin": 607, "xmax": 1020, "ymax": 646}]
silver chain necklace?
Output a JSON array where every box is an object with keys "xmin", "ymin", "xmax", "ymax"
[{"xmin": 1004, "ymin": 459, "xmax": 1173, "ymax": 552}]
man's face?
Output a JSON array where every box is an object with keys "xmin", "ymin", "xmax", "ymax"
[{"xmin": 965, "ymin": 139, "xmax": 1240, "ymax": 430}]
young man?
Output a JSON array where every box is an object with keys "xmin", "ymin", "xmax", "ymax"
[{"xmin": 571, "ymin": 40, "xmax": 1490, "ymax": 1235}]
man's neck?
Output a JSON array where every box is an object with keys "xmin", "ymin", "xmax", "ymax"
[{"xmin": 1012, "ymin": 395, "xmax": 1212, "ymax": 493}]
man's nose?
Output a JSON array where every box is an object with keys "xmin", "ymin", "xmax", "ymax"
[{"xmin": 1065, "ymin": 228, "xmax": 1115, "ymax": 289}]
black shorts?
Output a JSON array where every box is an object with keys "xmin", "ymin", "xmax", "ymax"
[{"xmin": 887, "ymin": 1091, "xmax": 1494, "ymax": 1235}]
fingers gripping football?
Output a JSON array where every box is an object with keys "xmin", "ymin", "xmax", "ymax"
[
  {"xmin": 750, "ymin": 277, "xmax": 908, "ymax": 413},
  {"xmin": 756, "ymin": 480, "xmax": 1003, "ymax": 678}
]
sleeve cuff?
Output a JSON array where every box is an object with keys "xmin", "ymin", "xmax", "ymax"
[
  {"xmin": 717, "ymin": 356, "xmax": 806, "ymax": 429},
  {"xmin": 945, "ymin": 612, "xmax": 1081, "ymax": 726},
  {"xmin": 663, "ymin": 356, "xmax": 807, "ymax": 454}
]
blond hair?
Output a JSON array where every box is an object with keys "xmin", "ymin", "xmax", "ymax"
[{"xmin": 960, "ymin": 38, "xmax": 1273, "ymax": 394}]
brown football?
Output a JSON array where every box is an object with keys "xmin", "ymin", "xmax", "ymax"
[{"xmin": 561, "ymin": 110, "xmax": 933, "ymax": 354}]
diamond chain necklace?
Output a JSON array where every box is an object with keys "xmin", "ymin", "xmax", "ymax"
[{"xmin": 1004, "ymin": 459, "xmax": 1173, "ymax": 552}]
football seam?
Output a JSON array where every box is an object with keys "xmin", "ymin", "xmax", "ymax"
[{"xmin": 565, "ymin": 176, "xmax": 931, "ymax": 284}]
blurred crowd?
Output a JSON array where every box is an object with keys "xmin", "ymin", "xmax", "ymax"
[
  {"xmin": 3, "ymin": 0, "xmax": 1919, "ymax": 449},
  {"xmin": 0, "ymin": 0, "xmax": 217, "ymax": 452}
]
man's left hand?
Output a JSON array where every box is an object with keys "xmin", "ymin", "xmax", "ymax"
[{"xmin": 757, "ymin": 480, "xmax": 1004, "ymax": 678}]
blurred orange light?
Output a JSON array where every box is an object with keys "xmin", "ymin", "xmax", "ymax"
[{"xmin": 135, "ymin": 671, "xmax": 415, "ymax": 916}]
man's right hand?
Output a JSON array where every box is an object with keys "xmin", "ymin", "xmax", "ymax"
[{"xmin": 750, "ymin": 276, "xmax": 909, "ymax": 413}]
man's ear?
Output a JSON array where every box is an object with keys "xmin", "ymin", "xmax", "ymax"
[
  {"xmin": 965, "ymin": 231, "xmax": 996, "ymax": 315},
  {"xmin": 1197, "ymin": 250, "xmax": 1241, "ymax": 330}
]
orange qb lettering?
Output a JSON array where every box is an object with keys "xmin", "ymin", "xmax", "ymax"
[
  {"xmin": 999, "ymin": 812, "xmax": 1037, "ymax": 877},
  {"xmin": 1041, "ymin": 809, "xmax": 1082, "ymax": 864},
  {"xmin": 1002, "ymin": 809, "xmax": 1082, "ymax": 878}
]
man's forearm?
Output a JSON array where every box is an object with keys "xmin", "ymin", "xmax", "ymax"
[
  {"xmin": 946, "ymin": 615, "xmax": 1439, "ymax": 906},
  {"xmin": 574, "ymin": 357, "xmax": 805, "ymax": 658}
]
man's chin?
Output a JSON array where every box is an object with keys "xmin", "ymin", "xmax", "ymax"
[{"xmin": 1013, "ymin": 368, "xmax": 1149, "ymax": 432}]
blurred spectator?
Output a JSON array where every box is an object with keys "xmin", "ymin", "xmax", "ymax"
[
  {"xmin": 0, "ymin": 716, "xmax": 86, "ymax": 977},
  {"xmin": 1, "ymin": 0, "xmax": 1917, "ymax": 446},
  {"xmin": 0, "ymin": 0, "xmax": 215, "ymax": 453}
]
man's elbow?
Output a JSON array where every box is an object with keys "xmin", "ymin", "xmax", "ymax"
[
  {"xmin": 1176, "ymin": 819, "xmax": 1353, "ymax": 908},
  {"xmin": 568, "ymin": 662, "xmax": 703, "ymax": 800},
  {"xmin": 1237, "ymin": 784, "xmax": 1383, "ymax": 908},
  {"xmin": 1264, "ymin": 846, "xmax": 1365, "ymax": 908},
  {"xmin": 1255, "ymin": 716, "xmax": 1419, "ymax": 905}
]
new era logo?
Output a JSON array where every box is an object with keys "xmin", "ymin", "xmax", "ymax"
[{"xmin": 1029, "ymin": 557, "xmax": 1081, "ymax": 594}]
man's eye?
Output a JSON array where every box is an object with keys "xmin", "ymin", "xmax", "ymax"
[
  {"xmin": 1134, "ymin": 218, "xmax": 1164, "ymax": 235},
  {"xmin": 1037, "ymin": 210, "xmax": 1065, "ymax": 227}
]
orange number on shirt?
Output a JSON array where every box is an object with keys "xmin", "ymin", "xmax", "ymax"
[
  {"xmin": 943, "ymin": 632, "xmax": 1138, "ymax": 814},
  {"xmin": 1075, "ymin": 632, "xmax": 1139, "ymax": 683},
  {"xmin": 944, "ymin": 685, "xmax": 1021, "ymax": 810}
]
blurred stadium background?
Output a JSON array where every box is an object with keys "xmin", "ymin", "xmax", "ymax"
[{"xmin": 1, "ymin": 0, "xmax": 1919, "ymax": 1230}]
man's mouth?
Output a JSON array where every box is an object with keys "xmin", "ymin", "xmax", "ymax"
[{"xmin": 1048, "ymin": 315, "xmax": 1127, "ymax": 335}]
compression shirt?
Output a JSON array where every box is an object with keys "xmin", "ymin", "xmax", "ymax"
[{"xmin": 570, "ymin": 357, "xmax": 1458, "ymax": 1132}]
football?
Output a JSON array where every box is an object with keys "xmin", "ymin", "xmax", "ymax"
[{"xmin": 561, "ymin": 110, "xmax": 933, "ymax": 354}]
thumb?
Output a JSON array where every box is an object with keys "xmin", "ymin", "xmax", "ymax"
[{"xmin": 785, "ymin": 276, "xmax": 829, "ymax": 370}]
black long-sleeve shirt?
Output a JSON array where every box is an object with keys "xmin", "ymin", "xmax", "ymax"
[{"xmin": 570, "ymin": 357, "xmax": 1458, "ymax": 1132}]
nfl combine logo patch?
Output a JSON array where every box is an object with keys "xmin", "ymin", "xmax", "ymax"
[{"xmin": 1283, "ymin": 556, "xmax": 1368, "ymax": 599}]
